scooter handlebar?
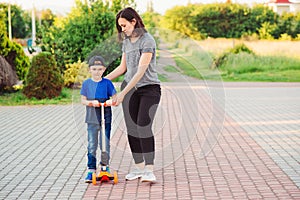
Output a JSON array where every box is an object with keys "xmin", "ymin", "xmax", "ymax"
[{"xmin": 88, "ymin": 100, "xmax": 116, "ymax": 107}]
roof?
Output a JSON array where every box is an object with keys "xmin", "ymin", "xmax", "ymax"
[{"xmin": 269, "ymin": 0, "xmax": 291, "ymax": 3}]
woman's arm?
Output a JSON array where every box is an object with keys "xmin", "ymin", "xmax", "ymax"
[
  {"xmin": 105, "ymin": 53, "xmax": 127, "ymax": 81},
  {"xmin": 115, "ymin": 52, "xmax": 152, "ymax": 105}
]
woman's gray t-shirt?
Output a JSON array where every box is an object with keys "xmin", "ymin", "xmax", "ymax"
[{"xmin": 122, "ymin": 32, "xmax": 160, "ymax": 88}]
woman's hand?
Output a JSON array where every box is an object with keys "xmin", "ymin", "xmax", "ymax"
[{"xmin": 113, "ymin": 92, "xmax": 125, "ymax": 106}]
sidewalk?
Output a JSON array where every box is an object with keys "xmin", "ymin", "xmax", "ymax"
[
  {"xmin": 0, "ymin": 81, "xmax": 299, "ymax": 199},
  {"xmin": 1, "ymin": 42, "xmax": 300, "ymax": 199}
]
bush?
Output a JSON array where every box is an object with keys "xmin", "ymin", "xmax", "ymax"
[
  {"xmin": 0, "ymin": 30, "xmax": 30, "ymax": 81},
  {"xmin": 23, "ymin": 52, "xmax": 63, "ymax": 99},
  {"xmin": 214, "ymin": 43, "xmax": 255, "ymax": 68},
  {"xmin": 63, "ymin": 60, "xmax": 89, "ymax": 88}
]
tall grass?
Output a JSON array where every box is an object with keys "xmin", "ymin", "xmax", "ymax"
[{"xmin": 219, "ymin": 52, "xmax": 300, "ymax": 81}]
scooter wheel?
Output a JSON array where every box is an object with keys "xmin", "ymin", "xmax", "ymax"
[
  {"xmin": 113, "ymin": 171, "xmax": 118, "ymax": 184},
  {"xmin": 92, "ymin": 172, "xmax": 97, "ymax": 185}
]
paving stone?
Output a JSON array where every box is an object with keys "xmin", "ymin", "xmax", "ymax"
[{"xmin": 1, "ymin": 82, "xmax": 300, "ymax": 199}]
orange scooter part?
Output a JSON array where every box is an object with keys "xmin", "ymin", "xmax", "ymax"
[{"xmin": 92, "ymin": 170, "xmax": 118, "ymax": 185}]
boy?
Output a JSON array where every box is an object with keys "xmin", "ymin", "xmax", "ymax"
[{"xmin": 80, "ymin": 55, "xmax": 117, "ymax": 183}]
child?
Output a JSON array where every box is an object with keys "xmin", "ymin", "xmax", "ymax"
[{"xmin": 80, "ymin": 55, "xmax": 117, "ymax": 183}]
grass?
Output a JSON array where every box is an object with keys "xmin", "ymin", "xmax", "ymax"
[
  {"xmin": 219, "ymin": 53, "xmax": 300, "ymax": 82},
  {"xmin": 164, "ymin": 65, "xmax": 180, "ymax": 73},
  {"xmin": 173, "ymin": 53, "xmax": 300, "ymax": 82},
  {"xmin": 221, "ymin": 70, "xmax": 300, "ymax": 82},
  {"xmin": 0, "ymin": 88, "xmax": 74, "ymax": 106},
  {"xmin": 170, "ymin": 38, "xmax": 300, "ymax": 82}
]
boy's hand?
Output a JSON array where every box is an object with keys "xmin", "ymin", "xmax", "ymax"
[{"xmin": 88, "ymin": 100, "xmax": 100, "ymax": 107}]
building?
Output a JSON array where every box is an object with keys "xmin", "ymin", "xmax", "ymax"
[{"xmin": 267, "ymin": 0, "xmax": 300, "ymax": 15}]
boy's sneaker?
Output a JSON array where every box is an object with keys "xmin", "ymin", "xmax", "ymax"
[
  {"xmin": 85, "ymin": 171, "xmax": 93, "ymax": 183},
  {"xmin": 101, "ymin": 165, "xmax": 110, "ymax": 173},
  {"xmin": 125, "ymin": 167, "xmax": 144, "ymax": 180},
  {"xmin": 141, "ymin": 170, "xmax": 156, "ymax": 182}
]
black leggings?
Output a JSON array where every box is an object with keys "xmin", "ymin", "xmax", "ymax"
[{"xmin": 121, "ymin": 81, "xmax": 161, "ymax": 165}]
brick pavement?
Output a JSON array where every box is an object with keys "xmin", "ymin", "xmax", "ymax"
[{"xmin": 1, "ymin": 82, "xmax": 299, "ymax": 199}]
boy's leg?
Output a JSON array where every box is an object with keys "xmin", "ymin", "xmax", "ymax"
[
  {"xmin": 99, "ymin": 121, "xmax": 111, "ymax": 166},
  {"xmin": 87, "ymin": 123, "xmax": 100, "ymax": 170}
]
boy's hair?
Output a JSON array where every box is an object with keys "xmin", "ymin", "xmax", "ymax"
[
  {"xmin": 116, "ymin": 7, "xmax": 147, "ymax": 41},
  {"xmin": 88, "ymin": 55, "xmax": 106, "ymax": 68}
]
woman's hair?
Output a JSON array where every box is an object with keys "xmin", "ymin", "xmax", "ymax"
[{"xmin": 116, "ymin": 7, "xmax": 147, "ymax": 41}]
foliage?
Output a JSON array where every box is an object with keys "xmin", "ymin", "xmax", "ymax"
[
  {"xmin": 63, "ymin": 60, "xmax": 89, "ymax": 88},
  {"xmin": 161, "ymin": 4, "xmax": 205, "ymax": 40},
  {"xmin": 220, "ymin": 53, "xmax": 300, "ymax": 82},
  {"xmin": 273, "ymin": 12, "xmax": 300, "ymax": 39},
  {"xmin": 142, "ymin": 11, "xmax": 161, "ymax": 29},
  {"xmin": 23, "ymin": 52, "xmax": 63, "ymax": 99},
  {"xmin": 257, "ymin": 22, "xmax": 276, "ymax": 40},
  {"xmin": 37, "ymin": 0, "xmax": 116, "ymax": 71},
  {"xmin": 279, "ymin": 33, "xmax": 292, "ymax": 41},
  {"xmin": 248, "ymin": 4, "xmax": 278, "ymax": 35},
  {"xmin": 191, "ymin": 3, "xmax": 252, "ymax": 38},
  {"xmin": 214, "ymin": 43, "xmax": 255, "ymax": 68},
  {"xmin": 87, "ymin": 36, "xmax": 122, "ymax": 75},
  {"xmin": 0, "ymin": 12, "xmax": 30, "ymax": 81},
  {"xmin": 40, "ymin": 9, "xmax": 56, "ymax": 27},
  {"xmin": 0, "ymin": 88, "xmax": 73, "ymax": 106},
  {"xmin": 0, "ymin": 3, "xmax": 30, "ymax": 38},
  {"xmin": 161, "ymin": 3, "xmax": 300, "ymax": 40},
  {"xmin": 108, "ymin": 0, "xmax": 136, "ymax": 14}
]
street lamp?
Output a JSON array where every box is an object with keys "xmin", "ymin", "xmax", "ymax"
[
  {"xmin": 31, "ymin": 0, "xmax": 36, "ymax": 46},
  {"xmin": 8, "ymin": 2, "xmax": 12, "ymax": 40}
]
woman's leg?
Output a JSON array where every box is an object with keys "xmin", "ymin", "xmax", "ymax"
[{"xmin": 136, "ymin": 85, "xmax": 161, "ymax": 165}]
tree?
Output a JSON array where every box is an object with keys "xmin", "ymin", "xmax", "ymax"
[
  {"xmin": 40, "ymin": 9, "xmax": 56, "ymax": 27},
  {"xmin": 0, "ymin": 10, "xmax": 30, "ymax": 82},
  {"xmin": 161, "ymin": 4, "xmax": 204, "ymax": 40},
  {"xmin": 249, "ymin": 5, "xmax": 278, "ymax": 36},
  {"xmin": 37, "ymin": 0, "xmax": 138, "ymax": 72},
  {"xmin": 192, "ymin": 3, "xmax": 252, "ymax": 38},
  {"xmin": 37, "ymin": 0, "xmax": 116, "ymax": 71},
  {"xmin": 23, "ymin": 52, "xmax": 63, "ymax": 99},
  {"xmin": 108, "ymin": 0, "xmax": 136, "ymax": 14},
  {"xmin": 273, "ymin": 12, "xmax": 297, "ymax": 39},
  {"xmin": 0, "ymin": 3, "xmax": 30, "ymax": 38}
]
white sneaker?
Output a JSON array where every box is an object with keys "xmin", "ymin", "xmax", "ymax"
[
  {"xmin": 141, "ymin": 170, "xmax": 156, "ymax": 182},
  {"xmin": 125, "ymin": 167, "xmax": 144, "ymax": 180}
]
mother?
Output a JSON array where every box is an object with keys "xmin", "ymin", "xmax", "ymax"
[{"xmin": 106, "ymin": 7, "xmax": 161, "ymax": 182}]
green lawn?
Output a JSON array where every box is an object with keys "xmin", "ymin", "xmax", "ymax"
[{"xmin": 0, "ymin": 88, "xmax": 74, "ymax": 106}]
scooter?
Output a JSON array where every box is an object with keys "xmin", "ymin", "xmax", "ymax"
[{"xmin": 89, "ymin": 100, "xmax": 118, "ymax": 185}]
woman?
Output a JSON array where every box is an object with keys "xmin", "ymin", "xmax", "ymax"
[{"xmin": 105, "ymin": 7, "xmax": 161, "ymax": 182}]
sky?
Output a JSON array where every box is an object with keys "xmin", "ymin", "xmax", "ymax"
[{"xmin": 1, "ymin": 0, "xmax": 267, "ymax": 15}]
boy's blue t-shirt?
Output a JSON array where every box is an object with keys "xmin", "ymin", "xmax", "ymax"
[{"xmin": 80, "ymin": 78, "xmax": 116, "ymax": 124}]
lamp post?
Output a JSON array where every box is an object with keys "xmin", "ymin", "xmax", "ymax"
[
  {"xmin": 8, "ymin": 2, "xmax": 12, "ymax": 40},
  {"xmin": 31, "ymin": 0, "xmax": 36, "ymax": 46}
]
